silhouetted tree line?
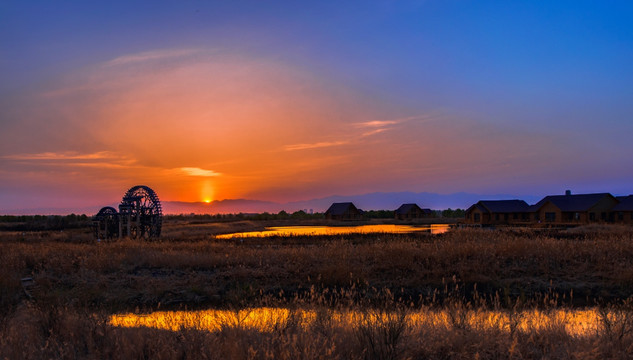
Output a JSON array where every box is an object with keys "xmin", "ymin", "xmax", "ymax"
[
  {"xmin": 0, "ymin": 214, "xmax": 91, "ymax": 231},
  {"xmin": 441, "ymin": 208, "xmax": 465, "ymax": 218},
  {"xmin": 361, "ymin": 210, "xmax": 395, "ymax": 218},
  {"xmin": 166, "ymin": 210, "xmax": 325, "ymax": 222},
  {"xmin": 167, "ymin": 209, "xmax": 465, "ymax": 221},
  {"xmin": 254, "ymin": 210, "xmax": 326, "ymax": 220},
  {"xmin": 0, "ymin": 208, "xmax": 466, "ymax": 231}
]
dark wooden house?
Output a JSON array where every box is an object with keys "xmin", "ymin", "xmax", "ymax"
[
  {"xmin": 465, "ymin": 200, "xmax": 530, "ymax": 225},
  {"xmin": 394, "ymin": 203, "xmax": 433, "ymax": 220},
  {"xmin": 325, "ymin": 202, "xmax": 363, "ymax": 221},
  {"xmin": 612, "ymin": 195, "xmax": 633, "ymax": 223},
  {"xmin": 530, "ymin": 192, "xmax": 618, "ymax": 224}
]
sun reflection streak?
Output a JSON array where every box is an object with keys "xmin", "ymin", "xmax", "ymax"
[{"xmin": 109, "ymin": 307, "xmax": 609, "ymax": 337}]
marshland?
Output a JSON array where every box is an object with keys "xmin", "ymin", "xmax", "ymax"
[{"xmin": 2, "ymin": 216, "xmax": 633, "ymax": 359}]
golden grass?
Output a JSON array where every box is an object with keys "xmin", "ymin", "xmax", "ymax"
[
  {"xmin": 2, "ymin": 224, "xmax": 633, "ymax": 358},
  {"xmin": 3, "ymin": 301, "xmax": 633, "ymax": 359},
  {"xmin": 3, "ymin": 225, "xmax": 633, "ymax": 311},
  {"xmin": 109, "ymin": 306, "xmax": 607, "ymax": 337}
]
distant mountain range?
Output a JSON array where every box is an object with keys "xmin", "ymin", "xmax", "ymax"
[
  {"xmin": 0, "ymin": 191, "xmax": 543, "ymax": 216},
  {"xmin": 161, "ymin": 191, "xmax": 543, "ymax": 215}
]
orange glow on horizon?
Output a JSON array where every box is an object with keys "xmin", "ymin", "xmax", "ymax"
[
  {"xmin": 1, "ymin": 51, "xmax": 410, "ymax": 205},
  {"xmin": 0, "ymin": 48, "xmax": 570, "ymax": 209}
]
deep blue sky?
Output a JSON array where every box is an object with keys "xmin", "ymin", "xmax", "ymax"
[{"xmin": 1, "ymin": 1, "xmax": 633, "ymax": 211}]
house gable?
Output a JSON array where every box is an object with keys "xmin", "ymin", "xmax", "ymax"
[
  {"xmin": 531, "ymin": 193, "xmax": 617, "ymax": 223},
  {"xmin": 325, "ymin": 202, "xmax": 362, "ymax": 220},
  {"xmin": 395, "ymin": 203, "xmax": 430, "ymax": 219}
]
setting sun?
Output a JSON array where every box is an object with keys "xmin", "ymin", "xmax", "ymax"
[{"xmin": 200, "ymin": 180, "xmax": 214, "ymax": 204}]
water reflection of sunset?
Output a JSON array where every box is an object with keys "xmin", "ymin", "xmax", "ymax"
[
  {"xmin": 214, "ymin": 224, "xmax": 450, "ymax": 239},
  {"xmin": 109, "ymin": 307, "xmax": 608, "ymax": 337}
]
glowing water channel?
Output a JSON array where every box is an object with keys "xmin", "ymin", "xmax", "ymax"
[
  {"xmin": 215, "ymin": 224, "xmax": 450, "ymax": 239},
  {"xmin": 110, "ymin": 307, "xmax": 612, "ymax": 337}
]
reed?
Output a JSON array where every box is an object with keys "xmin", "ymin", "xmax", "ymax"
[
  {"xmin": 2, "ymin": 224, "xmax": 633, "ymax": 358},
  {"xmin": 3, "ymin": 299, "xmax": 633, "ymax": 359}
]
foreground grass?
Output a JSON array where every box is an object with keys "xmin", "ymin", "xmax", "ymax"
[
  {"xmin": 2, "ymin": 224, "xmax": 633, "ymax": 358},
  {"xmin": 3, "ymin": 300, "xmax": 633, "ymax": 359}
]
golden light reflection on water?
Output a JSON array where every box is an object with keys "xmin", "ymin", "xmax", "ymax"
[
  {"xmin": 215, "ymin": 224, "xmax": 450, "ymax": 239},
  {"xmin": 109, "ymin": 307, "xmax": 609, "ymax": 337}
]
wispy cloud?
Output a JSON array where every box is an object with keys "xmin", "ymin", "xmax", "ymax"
[
  {"xmin": 283, "ymin": 141, "xmax": 349, "ymax": 151},
  {"xmin": 64, "ymin": 162, "xmax": 135, "ymax": 170},
  {"xmin": 282, "ymin": 115, "xmax": 434, "ymax": 152},
  {"xmin": 354, "ymin": 115, "xmax": 431, "ymax": 128},
  {"xmin": 3, "ymin": 151, "xmax": 122, "ymax": 161},
  {"xmin": 355, "ymin": 120, "xmax": 401, "ymax": 128},
  {"xmin": 361, "ymin": 128, "xmax": 389, "ymax": 137},
  {"xmin": 104, "ymin": 48, "xmax": 202, "ymax": 67},
  {"xmin": 2, "ymin": 151, "xmax": 139, "ymax": 173},
  {"xmin": 352, "ymin": 114, "xmax": 435, "ymax": 138},
  {"xmin": 178, "ymin": 167, "xmax": 222, "ymax": 177}
]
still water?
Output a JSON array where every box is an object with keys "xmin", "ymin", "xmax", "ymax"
[
  {"xmin": 215, "ymin": 224, "xmax": 450, "ymax": 239},
  {"xmin": 109, "ymin": 307, "xmax": 607, "ymax": 337}
]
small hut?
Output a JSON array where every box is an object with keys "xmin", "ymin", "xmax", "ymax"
[
  {"xmin": 530, "ymin": 192, "xmax": 617, "ymax": 224},
  {"xmin": 394, "ymin": 203, "xmax": 433, "ymax": 220},
  {"xmin": 465, "ymin": 200, "xmax": 530, "ymax": 225},
  {"xmin": 325, "ymin": 202, "xmax": 363, "ymax": 221}
]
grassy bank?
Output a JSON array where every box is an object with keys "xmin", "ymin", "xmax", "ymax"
[
  {"xmin": 3, "ymin": 225, "xmax": 633, "ymax": 311},
  {"xmin": 2, "ymin": 224, "xmax": 633, "ymax": 358},
  {"xmin": 3, "ymin": 299, "xmax": 633, "ymax": 359}
]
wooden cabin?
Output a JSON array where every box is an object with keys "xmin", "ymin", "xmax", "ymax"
[
  {"xmin": 465, "ymin": 203, "xmax": 489, "ymax": 224},
  {"xmin": 531, "ymin": 192, "xmax": 618, "ymax": 224},
  {"xmin": 325, "ymin": 202, "xmax": 363, "ymax": 221},
  {"xmin": 612, "ymin": 195, "xmax": 633, "ymax": 223},
  {"xmin": 465, "ymin": 200, "xmax": 530, "ymax": 225},
  {"xmin": 394, "ymin": 203, "xmax": 433, "ymax": 220}
]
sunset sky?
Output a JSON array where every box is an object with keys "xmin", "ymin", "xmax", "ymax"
[{"xmin": 1, "ymin": 1, "xmax": 633, "ymax": 212}]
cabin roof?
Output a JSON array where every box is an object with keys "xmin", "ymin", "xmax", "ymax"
[
  {"xmin": 325, "ymin": 202, "xmax": 358, "ymax": 215},
  {"xmin": 478, "ymin": 200, "xmax": 530, "ymax": 213},
  {"xmin": 395, "ymin": 203, "xmax": 422, "ymax": 214},
  {"xmin": 532, "ymin": 193, "xmax": 613, "ymax": 212},
  {"xmin": 466, "ymin": 203, "xmax": 487, "ymax": 214},
  {"xmin": 612, "ymin": 195, "xmax": 633, "ymax": 211}
]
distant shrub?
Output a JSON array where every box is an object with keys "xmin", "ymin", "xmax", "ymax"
[{"xmin": 0, "ymin": 214, "xmax": 90, "ymax": 231}]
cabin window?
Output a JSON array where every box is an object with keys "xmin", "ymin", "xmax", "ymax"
[
  {"xmin": 589, "ymin": 213, "xmax": 596, "ymax": 221},
  {"xmin": 574, "ymin": 213, "xmax": 580, "ymax": 220},
  {"xmin": 522, "ymin": 213, "xmax": 529, "ymax": 221},
  {"xmin": 513, "ymin": 213, "xmax": 518, "ymax": 219},
  {"xmin": 601, "ymin": 212, "xmax": 607, "ymax": 221},
  {"xmin": 474, "ymin": 213, "xmax": 480, "ymax": 222},
  {"xmin": 545, "ymin": 212, "xmax": 556, "ymax": 222},
  {"xmin": 618, "ymin": 212, "xmax": 624, "ymax": 221},
  {"xmin": 495, "ymin": 214, "xmax": 500, "ymax": 221},
  {"xmin": 504, "ymin": 214, "xmax": 508, "ymax": 221}
]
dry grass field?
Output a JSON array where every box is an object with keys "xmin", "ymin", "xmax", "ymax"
[{"xmin": 2, "ymin": 219, "xmax": 633, "ymax": 359}]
